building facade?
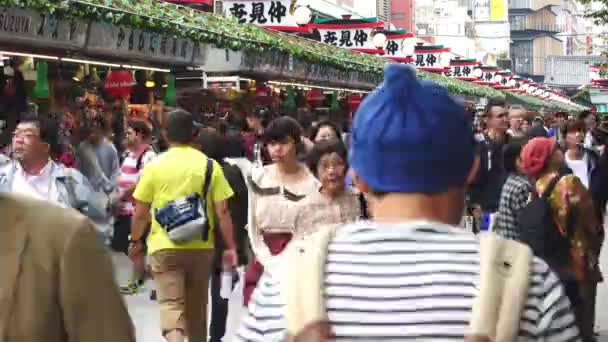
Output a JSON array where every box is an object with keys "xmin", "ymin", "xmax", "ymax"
[
  {"xmin": 509, "ymin": 0, "xmax": 563, "ymax": 80},
  {"xmin": 391, "ymin": 0, "xmax": 415, "ymax": 32},
  {"xmin": 377, "ymin": 0, "xmax": 392, "ymax": 26}
]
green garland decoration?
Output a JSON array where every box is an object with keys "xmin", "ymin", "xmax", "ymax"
[{"xmin": 0, "ymin": 0, "xmax": 566, "ymax": 104}]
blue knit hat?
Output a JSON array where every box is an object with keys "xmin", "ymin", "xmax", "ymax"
[{"xmin": 349, "ymin": 64, "xmax": 474, "ymax": 193}]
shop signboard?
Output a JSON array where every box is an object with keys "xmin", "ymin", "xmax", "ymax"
[
  {"xmin": 222, "ymin": 0, "xmax": 304, "ymax": 31},
  {"xmin": 240, "ymin": 50, "xmax": 380, "ymax": 88},
  {"xmin": 413, "ymin": 45, "xmax": 450, "ymax": 72},
  {"xmin": 0, "ymin": 7, "xmax": 87, "ymax": 50},
  {"xmin": 309, "ymin": 20, "xmax": 384, "ymax": 54},
  {"xmin": 85, "ymin": 22, "xmax": 206, "ymax": 65},
  {"xmin": 382, "ymin": 32, "xmax": 415, "ymax": 62}
]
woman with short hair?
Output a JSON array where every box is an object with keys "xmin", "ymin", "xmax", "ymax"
[
  {"xmin": 243, "ymin": 116, "xmax": 319, "ymax": 304},
  {"xmin": 294, "ymin": 139, "xmax": 363, "ymax": 240}
]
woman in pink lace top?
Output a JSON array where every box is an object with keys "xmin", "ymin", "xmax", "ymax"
[
  {"xmin": 295, "ymin": 139, "xmax": 363, "ymax": 240},
  {"xmin": 244, "ymin": 117, "xmax": 319, "ymax": 304}
]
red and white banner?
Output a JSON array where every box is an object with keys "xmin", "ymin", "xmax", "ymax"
[
  {"xmin": 309, "ymin": 21, "xmax": 385, "ymax": 54},
  {"xmin": 382, "ymin": 32, "xmax": 415, "ymax": 63},
  {"xmin": 223, "ymin": 0, "xmax": 308, "ymax": 32}
]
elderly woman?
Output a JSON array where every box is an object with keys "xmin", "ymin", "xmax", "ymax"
[
  {"xmin": 294, "ymin": 139, "xmax": 363, "ymax": 240},
  {"xmin": 520, "ymin": 137, "xmax": 603, "ymax": 342},
  {"xmin": 244, "ymin": 117, "xmax": 319, "ymax": 305}
]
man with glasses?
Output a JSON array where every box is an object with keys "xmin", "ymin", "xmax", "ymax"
[
  {"xmin": 0, "ymin": 114, "xmax": 103, "ymax": 220},
  {"xmin": 468, "ymin": 99, "xmax": 510, "ymax": 229}
]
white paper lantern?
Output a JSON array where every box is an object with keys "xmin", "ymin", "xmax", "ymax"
[
  {"xmin": 372, "ymin": 33, "xmax": 387, "ymax": 49},
  {"xmin": 401, "ymin": 39, "xmax": 415, "ymax": 56},
  {"xmin": 473, "ymin": 68, "xmax": 483, "ymax": 77},
  {"xmin": 522, "ymin": 84, "xmax": 529, "ymax": 91},
  {"xmin": 509, "ymin": 79, "xmax": 517, "ymax": 87},
  {"xmin": 294, "ymin": 6, "xmax": 312, "ymax": 25},
  {"xmin": 494, "ymin": 74, "xmax": 503, "ymax": 83}
]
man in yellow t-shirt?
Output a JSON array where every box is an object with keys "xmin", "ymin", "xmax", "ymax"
[{"xmin": 130, "ymin": 109, "xmax": 237, "ymax": 342}]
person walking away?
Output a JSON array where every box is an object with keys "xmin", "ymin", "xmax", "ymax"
[
  {"xmin": 75, "ymin": 115, "xmax": 120, "ymax": 243},
  {"xmin": 492, "ymin": 140, "xmax": 530, "ymax": 240},
  {"xmin": 130, "ymin": 109, "xmax": 238, "ymax": 342},
  {"xmin": 468, "ymin": 98, "xmax": 510, "ymax": 223},
  {"xmin": 293, "ymin": 139, "xmax": 362, "ymax": 240},
  {"xmin": 112, "ymin": 120, "xmax": 157, "ymax": 294},
  {"xmin": 196, "ymin": 130, "xmax": 249, "ymax": 342},
  {"xmin": 243, "ymin": 116, "xmax": 319, "ymax": 305},
  {"xmin": 236, "ymin": 64, "xmax": 580, "ymax": 342},
  {"xmin": 520, "ymin": 137, "xmax": 603, "ymax": 341},
  {"xmin": 0, "ymin": 114, "xmax": 104, "ymax": 220},
  {"xmin": 0, "ymin": 192, "xmax": 135, "ymax": 342},
  {"xmin": 76, "ymin": 116, "xmax": 120, "ymax": 194}
]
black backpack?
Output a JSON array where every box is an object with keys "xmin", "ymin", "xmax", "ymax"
[{"xmin": 518, "ymin": 175, "xmax": 572, "ymax": 270}]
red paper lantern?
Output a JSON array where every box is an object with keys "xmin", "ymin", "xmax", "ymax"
[
  {"xmin": 104, "ymin": 70, "xmax": 135, "ymax": 99},
  {"xmin": 255, "ymin": 85, "xmax": 274, "ymax": 105},
  {"xmin": 306, "ymin": 89, "xmax": 324, "ymax": 107},
  {"xmin": 347, "ymin": 93, "xmax": 363, "ymax": 112}
]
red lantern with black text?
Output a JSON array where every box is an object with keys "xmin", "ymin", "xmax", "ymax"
[{"xmin": 104, "ymin": 70, "xmax": 135, "ymax": 99}]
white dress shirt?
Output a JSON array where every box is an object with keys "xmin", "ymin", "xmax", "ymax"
[{"xmin": 12, "ymin": 160, "xmax": 60, "ymax": 204}]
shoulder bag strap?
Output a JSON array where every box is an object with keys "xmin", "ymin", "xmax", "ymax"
[
  {"xmin": 283, "ymin": 225, "xmax": 337, "ymax": 342},
  {"xmin": 202, "ymin": 158, "xmax": 214, "ymax": 200}
]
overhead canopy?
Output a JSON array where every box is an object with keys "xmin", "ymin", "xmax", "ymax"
[{"xmin": 0, "ymin": 0, "xmax": 582, "ymax": 106}]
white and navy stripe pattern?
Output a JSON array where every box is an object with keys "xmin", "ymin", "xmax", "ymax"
[{"xmin": 236, "ymin": 221, "xmax": 580, "ymax": 342}]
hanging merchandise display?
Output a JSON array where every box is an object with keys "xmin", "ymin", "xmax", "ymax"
[
  {"xmin": 347, "ymin": 93, "xmax": 363, "ymax": 113},
  {"xmin": 103, "ymin": 69, "xmax": 135, "ymax": 99},
  {"xmin": 330, "ymin": 91, "xmax": 340, "ymax": 112},
  {"xmin": 309, "ymin": 18, "xmax": 386, "ymax": 54},
  {"xmin": 32, "ymin": 61, "xmax": 50, "ymax": 99},
  {"xmin": 164, "ymin": 74, "xmax": 177, "ymax": 106},
  {"xmin": 382, "ymin": 30, "xmax": 415, "ymax": 63},
  {"xmin": 281, "ymin": 86, "xmax": 297, "ymax": 113},
  {"xmin": 306, "ymin": 88, "xmax": 324, "ymax": 107}
]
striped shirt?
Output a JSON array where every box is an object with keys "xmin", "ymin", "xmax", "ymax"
[
  {"xmin": 117, "ymin": 146, "xmax": 156, "ymax": 215},
  {"xmin": 236, "ymin": 221, "xmax": 580, "ymax": 342}
]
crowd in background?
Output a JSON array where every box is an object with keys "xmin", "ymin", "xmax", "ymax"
[{"xmin": 2, "ymin": 72, "xmax": 608, "ymax": 341}]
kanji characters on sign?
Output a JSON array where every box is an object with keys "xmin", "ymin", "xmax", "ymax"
[{"xmin": 224, "ymin": 0, "xmax": 293, "ymax": 27}]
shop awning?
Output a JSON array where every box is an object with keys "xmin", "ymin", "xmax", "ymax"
[{"xmin": 0, "ymin": 0, "xmax": 573, "ymax": 105}]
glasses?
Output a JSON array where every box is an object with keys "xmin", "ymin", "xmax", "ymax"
[
  {"xmin": 318, "ymin": 160, "xmax": 347, "ymax": 172},
  {"xmin": 12, "ymin": 130, "xmax": 40, "ymax": 140}
]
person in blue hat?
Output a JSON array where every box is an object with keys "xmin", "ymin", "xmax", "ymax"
[{"xmin": 235, "ymin": 64, "xmax": 580, "ymax": 342}]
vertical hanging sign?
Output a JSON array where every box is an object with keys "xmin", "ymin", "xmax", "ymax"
[
  {"xmin": 222, "ymin": 0, "xmax": 308, "ymax": 32},
  {"xmin": 309, "ymin": 18, "xmax": 385, "ymax": 54},
  {"xmin": 382, "ymin": 30, "xmax": 415, "ymax": 63}
]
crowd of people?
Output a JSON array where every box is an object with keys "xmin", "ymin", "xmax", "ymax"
[{"xmin": 1, "ymin": 63, "xmax": 608, "ymax": 342}]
